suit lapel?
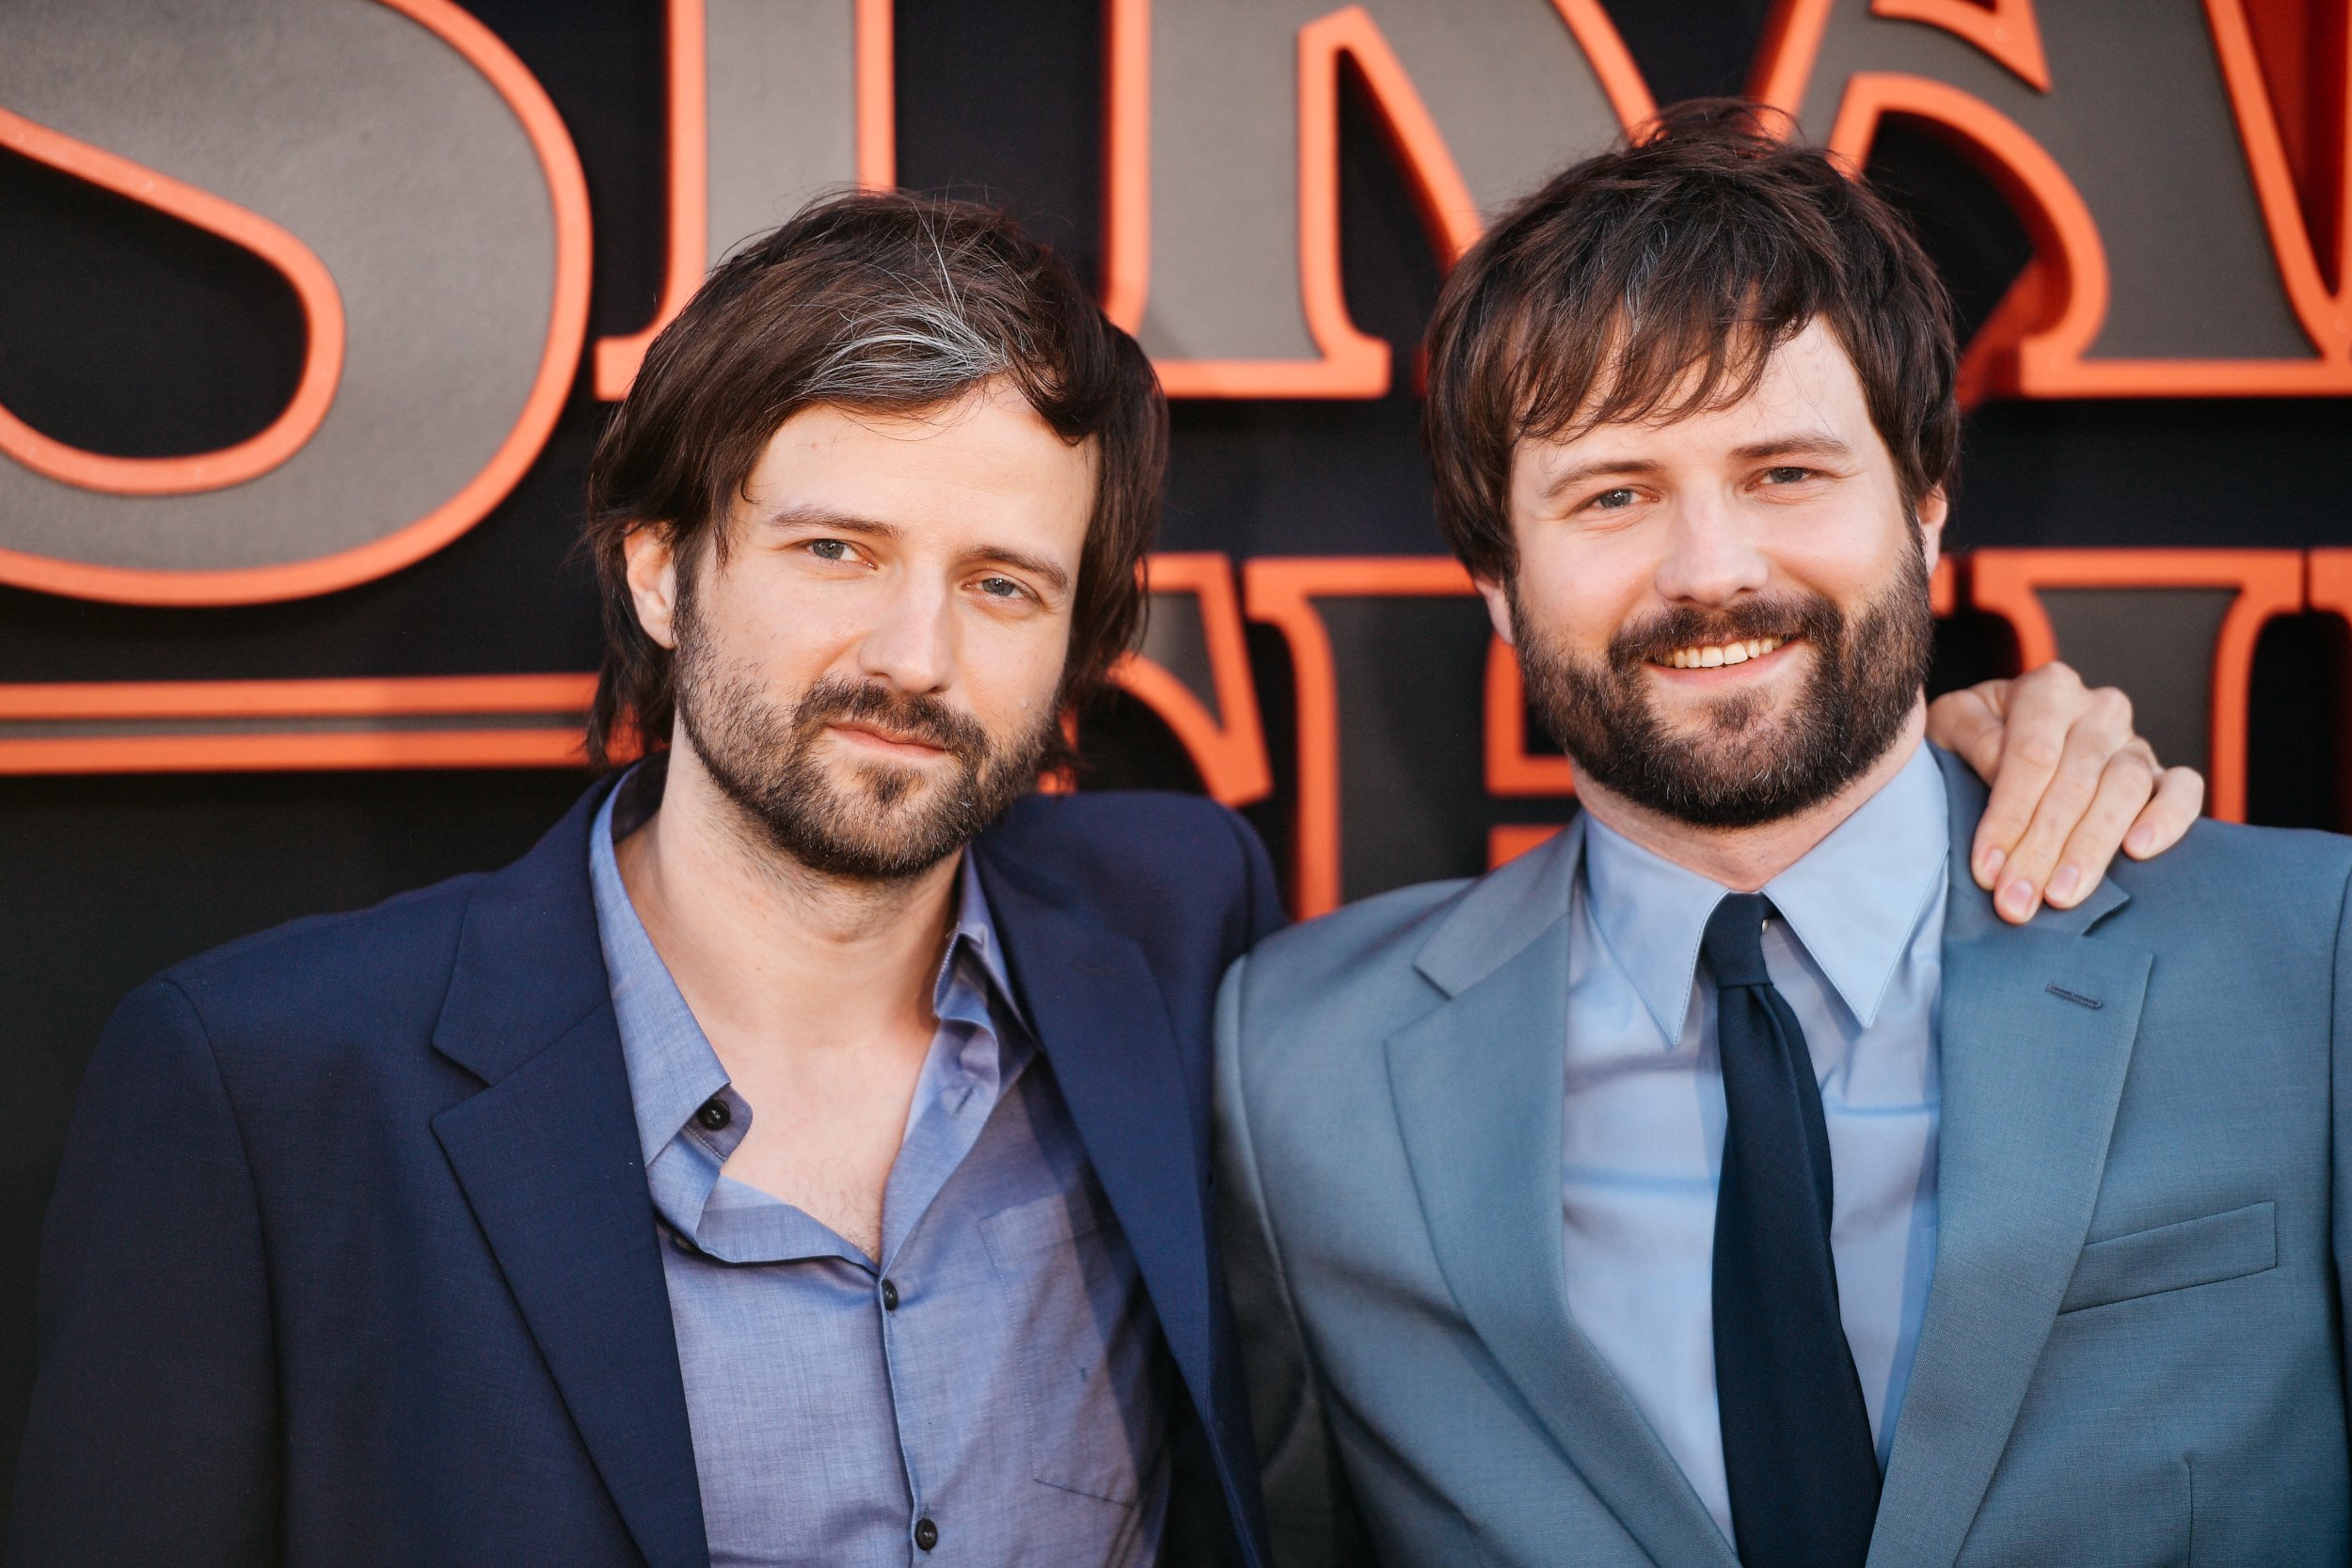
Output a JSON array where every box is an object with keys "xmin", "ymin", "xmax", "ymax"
[
  {"xmin": 971, "ymin": 842, "xmax": 1261, "ymax": 1552},
  {"xmin": 1388, "ymin": 825, "xmax": 1739, "ymax": 1568},
  {"xmin": 431, "ymin": 783, "xmax": 709, "ymax": 1568},
  {"xmin": 1865, "ymin": 753, "xmax": 2150, "ymax": 1568}
]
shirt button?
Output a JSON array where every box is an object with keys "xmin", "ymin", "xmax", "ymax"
[
  {"xmin": 880, "ymin": 1278, "xmax": 899, "ymax": 1311},
  {"xmin": 914, "ymin": 1517, "xmax": 938, "ymax": 1551},
  {"xmin": 694, "ymin": 1097, "xmax": 730, "ymax": 1132}
]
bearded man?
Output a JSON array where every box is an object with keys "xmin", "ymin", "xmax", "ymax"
[
  {"xmin": 13, "ymin": 189, "xmax": 2184, "ymax": 1568},
  {"xmin": 1215, "ymin": 104, "xmax": 2352, "ymax": 1568}
]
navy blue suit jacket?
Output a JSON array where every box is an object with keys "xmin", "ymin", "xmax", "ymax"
[{"xmin": 8, "ymin": 779, "xmax": 1284, "ymax": 1568}]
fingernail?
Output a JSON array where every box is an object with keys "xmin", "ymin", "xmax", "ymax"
[
  {"xmin": 2048, "ymin": 865, "xmax": 2082, "ymax": 905},
  {"xmin": 2000, "ymin": 878, "xmax": 2038, "ymax": 920},
  {"xmin": 2125, "ymin": 825, "xmax": 2153, "ymax": 857},
  {"xmin": 1978, "ymin": 846, "xmax": 2005, "ymax": 885}
]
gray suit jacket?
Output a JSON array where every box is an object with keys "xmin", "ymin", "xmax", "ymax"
[{"xmin": 1216, "ymin": 746, "xmax": 2352, "ymax": 1568}]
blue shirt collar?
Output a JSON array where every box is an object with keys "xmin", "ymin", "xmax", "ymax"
[
  {"xmin": 1580, "ymin": 739, "xmax": 1950, "ymax": 1044},
  {"xmin": 586, "ymin": 766, "xmax": 1026, "ymax": 1171}
]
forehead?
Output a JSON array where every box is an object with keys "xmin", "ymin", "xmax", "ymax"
[
  {"xmin": 1522, "ymin": 319, "xmax": 1880, "ymax": 467},
  {"xmin": 741, "ymin": 383, "xmax": 1095, "ymax": 529}
]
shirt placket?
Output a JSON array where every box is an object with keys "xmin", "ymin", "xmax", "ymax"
[{"xmin": 872, "ymin": 940, "xmax": 1024, "ymax": 1563}]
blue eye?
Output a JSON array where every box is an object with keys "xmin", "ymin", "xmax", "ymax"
[
  {"xmin": 1591, "ymin": 488, "xmax": 1638, "ymax": 511},
  {"xmin": 808, "ymin": 539, "xmax": 850, "ymax": 561},
  {"xmin": 977, "ymin": 577, "xmax": 1023, "ymax": 599},
  {"xmin": 1764, "ymin": 467, "xmax": 1812, "ymax": 484}
]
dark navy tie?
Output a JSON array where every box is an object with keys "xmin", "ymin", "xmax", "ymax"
[{"xmin": 1705, "ymin": 893, "xmax": 1880, "ymax": 1568}]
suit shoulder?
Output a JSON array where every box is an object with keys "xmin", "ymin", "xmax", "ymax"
[
  {"xmin": 1237, "ymin": 875, "xmax": 1470, "ymax": 1007},
  {"xmin": 155, "ymin": 870, "xmax": 483, "ymax": 1041},
  {"xmin": 2109, "ymin": 817, "xmax": 2352, "ymax": 914},
  {"xmin": 993, "ymin": 788, "xmax": 1259, "ymax": 887},
  {"xmin": 2099, "ymin": 818, "xmax": 2352, "ymax": 979}
]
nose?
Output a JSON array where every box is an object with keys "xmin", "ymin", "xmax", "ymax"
[
  {"xmin": 855, "ymin": 576, "xmax": 957, "ymax": 695},
  {"xmin": 1650, "ymin": 489, "xmax": 1771, "ymax": 607}
]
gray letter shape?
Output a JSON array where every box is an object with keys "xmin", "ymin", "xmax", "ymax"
[
  {"xmin": 705, "ymin": 0, "xmax": 859, "ymax": 264},
  {"xmin": 1136, "ymin": 1, "xmax": 1631, "ymax": 367},
  {"xmin": 0, "ymin": 0, "xmax": 562, "ymax": 577},
  {"xmin": 1793, "ymin": 0, "xmax": 2313, "ymax": 361}
]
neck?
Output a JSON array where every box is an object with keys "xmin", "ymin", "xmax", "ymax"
[
  {"xmin": 1572, "ymin": 700, "xmax": 1928, "ymax": 892},
  {"xmin": 613, "ymin": 743, "xmax": 961, "ymax": 1055}
]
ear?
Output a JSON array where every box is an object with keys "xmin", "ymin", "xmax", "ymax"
[
  {"xmin": 1474, "ymin": 575, "xmax": 1517, "ymax": 647},
  {"xmin": 1915, "ymin": 487, "xmax": 1949, "ymax": 575},
  {"xmin": 624, "ymin": 524, "xmax": 682, "ymax": 650}
]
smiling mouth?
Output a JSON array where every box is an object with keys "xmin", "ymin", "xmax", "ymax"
[{"xmin": 1652, "ymin": 636, "xmax": 1788, "ymax": 671}]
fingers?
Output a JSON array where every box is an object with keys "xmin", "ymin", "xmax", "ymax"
[
  {"xmin": 1990, "ymin": 685, "xmax": 2138, "ymax": 920},
  {"xmin": 2042, "ymin": 742, "xmax": 2165, "ymax": 911},
  {"xmin": 1922, "ymin": 684, "xmax": 2006, "ymax": 793},
  {"xmin": 2123, "ymin": 766, "xmax": 2205, "ymax": 860},
  {"xmin": 1957, "ymin": 664, "xmax": 2093, "ymax": 896}
]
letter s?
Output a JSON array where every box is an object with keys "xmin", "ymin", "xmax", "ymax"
[{"xmin": 0, "ymin": 0, "xmax": 591, "ymax": 604}]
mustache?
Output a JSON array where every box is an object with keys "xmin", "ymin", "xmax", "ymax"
[
  {"xmin": 1608, "ymin": 594, "xmax": 1842, "ymax": 672},
  {"xmin": 793, "ymin": 677, "xmax": 991, "ymax": 760}
]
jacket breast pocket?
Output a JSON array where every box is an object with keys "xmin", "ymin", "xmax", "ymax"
[{"xmin": 2058, "ymin": 1200, "xmax": 2277, "ymax": 1314}]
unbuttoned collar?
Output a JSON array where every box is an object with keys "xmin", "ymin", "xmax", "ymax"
[
  {"xmin": 586, "ymin": 762, "xmax": 1029, "ymax": 1171},
  {"xmin": 1581, "ymin": 739, "xmax": 1950, "ymax": 1046}
]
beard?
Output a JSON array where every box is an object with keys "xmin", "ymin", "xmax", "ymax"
[
  {"xmin": 1515, "ymin": 536, "xmax": 1934, "ymax": 829},
  {"xmin": 670, "ymin": 599, "xmax": 1058, "ymax": 882}
]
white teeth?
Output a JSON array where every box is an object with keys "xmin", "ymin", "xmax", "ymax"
[{"xmin": 1660, "ymin": 636, "xmax": 1785, "ymax": 670}]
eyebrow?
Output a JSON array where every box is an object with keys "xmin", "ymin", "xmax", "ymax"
[
  {"xmin": 760, "ymin": 504, "xmax": 1074, "ymax": 597},
  {"xmin": 1536, "ymin": 457, "xmax": 1664, "ymax": 503},
  {"xmin": 1535, "ymin": 432, "xmax": 1858, "ymax": 502},
  {"xmin": 1729, "ymin": 434, "xmax": 1856, "ymax": 465}
]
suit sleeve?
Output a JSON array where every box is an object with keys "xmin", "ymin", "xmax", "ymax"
[
  {"xmin": 2334, "ymin": 863, "xmax": 2352, "ymax": 1459},
  {"xmin": 1213, "ymin": 956, "xmax": 1367, "ymax": 1568},
  {"xmin": 7, "ymin": 979, "xmax": 279, "ymax": 1568},
  {"xmin": 1222, "ymin": 807, "xmax": 1288, "ymax": 950}
]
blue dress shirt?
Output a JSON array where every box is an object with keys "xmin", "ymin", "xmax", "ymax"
[
  {"xmin": 1560, "ymin": 740, "xmax": 1948, "ymax": 1546},
  {"xmin": 589, "ymin": 777, "xmax": 1168, "ymax": 1566}
]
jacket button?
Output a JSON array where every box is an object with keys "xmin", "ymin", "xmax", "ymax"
[
  {"xmin": 881, "ymin": 1278, "xmax": 899, "ymax": 1311},
  {"xmin": 914, "ymin": 1517, "xmax": 938, "ymax": 1551},
  {"xmin": 695, "ymin": 1097, "xmax": 730, "ymax": 1132}
]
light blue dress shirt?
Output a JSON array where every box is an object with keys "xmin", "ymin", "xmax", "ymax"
[
  {"xmin": 588, "ymin": 776, "xmax": 1168, "ymax": 1567},
  {"xmin": 1561, "ymin": 740, "xmax": 1948, "ymax": 1546}
]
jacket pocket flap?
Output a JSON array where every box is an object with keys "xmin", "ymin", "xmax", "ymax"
[{"xmin": 2059, "ymin": 1200, "xmax": 2276, "ymax": 1314}]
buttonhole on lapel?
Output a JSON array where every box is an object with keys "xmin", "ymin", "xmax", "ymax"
[
  {"xmin": 2045, "ymin": 982, "xmax": 2103, "ymax": 1010},
  {"xmin": 1073, "ymin": 959, "xmax": 1120, "ymax": 977}
]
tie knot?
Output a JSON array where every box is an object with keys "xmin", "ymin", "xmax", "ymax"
[{"xmin": 1701, "ymin": 892, "xmax": 1775, "ymax": 990}]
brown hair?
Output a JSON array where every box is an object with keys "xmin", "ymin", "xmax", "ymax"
[
  {"xmin": 582, "ymin": 189, "xmax": 1166, "ymax": 768},
  {"xmin": 1423, "ymin": 99, "xmax": 1959, "ymax": 583}
]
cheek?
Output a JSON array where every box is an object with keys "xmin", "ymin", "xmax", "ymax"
[
  {"xmin": 699, "ymin": 566, "xmax": 855, "ymax": 678},
  {"xmin": 958, "ymin": 609, "xmax": 1076, "ymax": 724},
  {"xmin": 1517, "ymin": 532, "xmax": 1651, "ymax": 653},
  {"xmin": 1775, "ymin": 513, "xmax": 1913, "ymax": 605}
]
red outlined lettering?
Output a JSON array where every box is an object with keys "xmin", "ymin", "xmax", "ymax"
[
  {"xmin": 1868, "ymin": 0, "xmax": 2050, "ymax": 90},
  {"xmin": 0, "ymin": 674, "xmax": 596, "ymax": 774},
  {"xmin": 1760, "ymin": 0, "xmax": 2352, "ymax": 399},
  {"xmin": 1103, "ymin": 0, "xmax": 1652, "ymax": 398},
  {"xmin": 594, "ymin": 0, "xmax": 895, "ymax": 400},
  {"xmin": 1243, "ymin": 555, "xmax": 1475, "ymax": 916},
  {"xmin": 1110, "ymin": 553, "xmax": 1274, "ymax": 805},
  {"xmin": 0, "ymin": 0, "xmax": 593, "ymax": 607},
  {"xmin": 0, "ymin": 109, "xmax": 345, "ymax": 499},
  {"xmin": 1967, "ymin": 547, "xmax": 2304, "ymax": 821}
]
